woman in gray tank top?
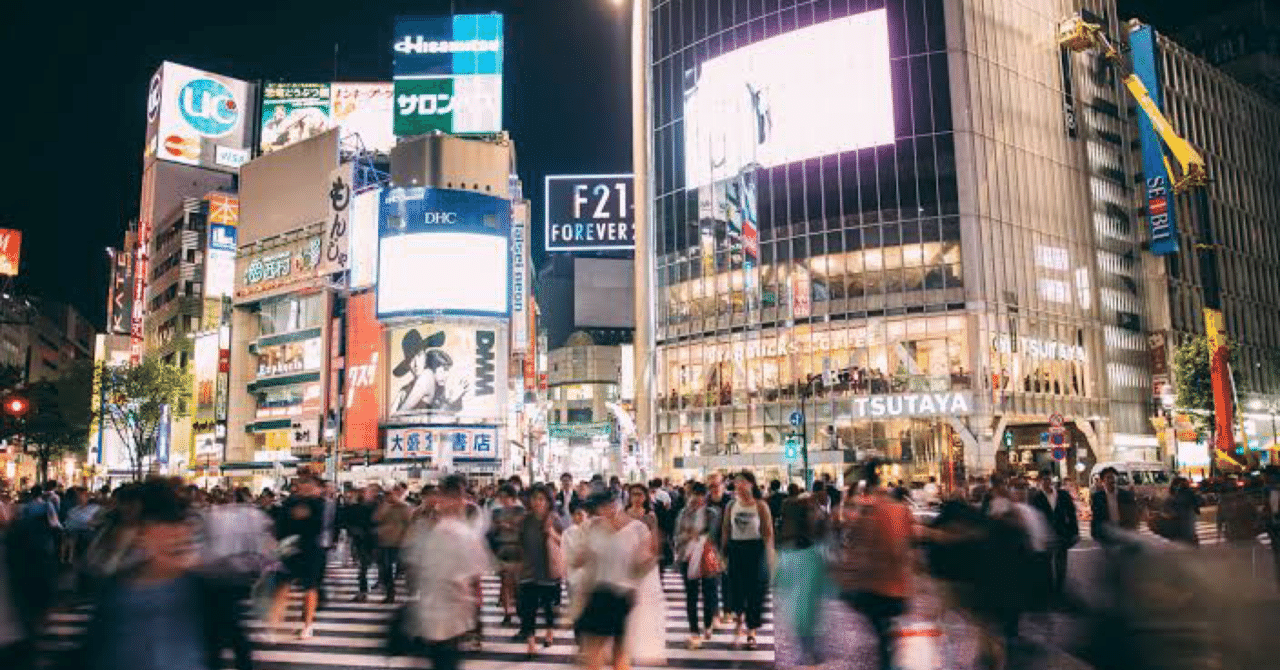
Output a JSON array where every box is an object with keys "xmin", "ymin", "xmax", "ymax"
[{"xmin": 719, "ymin": 470, "xmax": 773, "ymax": 650}]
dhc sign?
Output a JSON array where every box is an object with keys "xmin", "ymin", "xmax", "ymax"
[{"xmin": 1129, "ymin": 24, "xmax": 1180, "ymax": 256}]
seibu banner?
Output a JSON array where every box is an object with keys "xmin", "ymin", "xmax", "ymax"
[
  {"xmin": 344, "ymin": 292, "xmax": 384, "ymax": 452},
  {"xmin": 1128, "ymin": 24, "xmax": 1179, "ymax": 256}
]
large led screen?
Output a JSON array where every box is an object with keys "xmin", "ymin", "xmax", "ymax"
[
  {"xmin": 376, "ymin": 186, "xmax": 511, "ymax": 318},
  {"xmin": 378, "ymin": 233, "xmax": 507, "ymax": 317},
  {"xmin": 682, "ymin": 10, "xmax": 894, "ymax": 189}
]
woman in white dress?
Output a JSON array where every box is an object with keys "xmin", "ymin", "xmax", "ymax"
[
  {"xmin": 569, "ymin": 491, "xmax": 655, "ymax": 670},
  {"xmin": 623, "ymin": 484, "xmax": 668, "ymax": 666}
]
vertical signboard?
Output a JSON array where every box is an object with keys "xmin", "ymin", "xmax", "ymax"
[
  {"xmin": 510, "ymin": 202, "xmax": 528, "ymax": 353},
  {"xmin": 204, "ymin": 193, "xmax": 238, "ymax": 299},
  {"xmin": 131, "ymin": 164, "xmax": 155, "ymax": 362},
  {"xmin": 322, "ymin": 164, "xmax": 353, "ymax": 276},
  {"xmin": 0, "ymin": 229, "xmax": 20, "ymax": 276},
  {"xmin": 107, "ymin": 246, "xmax": 134, "ymax": 335},
  {"xmin": 260, "ymin": 83, "xmax": 332, "ymax": 154},
  {"xmin": 194, "ymin": 333, "xmax": 218, "ymax": 422},
  {"xmin": 348, "ymin": 188, "xmax": 382, "ymax": 289},
  {"xmin": 1128, "ymin": 25, "xmax": 1180, "ymax": 256},
  {"xmin": 392, "ymin": 14, "xmax": 504, "ymax": 136},
  {"xmin": 344, "ymin": 292, "xmax": 384, "ymax": 452}
]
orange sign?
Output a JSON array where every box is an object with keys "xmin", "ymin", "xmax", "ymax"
[
  {"xmin": 206, "ymin": 193, "xmax": 239, "ymax": 226},
  {"xmin": 343, "ymin": 292, "xmax": 384, "ymax": 452},
  {"xmin": 0, "ymin": 229, "xmax": 20, "ymax": 276}
]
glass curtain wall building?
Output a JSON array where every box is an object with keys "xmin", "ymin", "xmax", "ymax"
[{"xmin": 646, "ymin": 0, "xmax": 1133, "ymax": 483}]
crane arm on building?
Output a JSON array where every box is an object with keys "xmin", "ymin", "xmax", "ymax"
[{"xmin": 1058, "ymin": 16, "xmax": 1209, "ymax": 193}]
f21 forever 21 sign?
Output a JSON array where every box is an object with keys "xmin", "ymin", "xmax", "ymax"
[{"xmin": 545, "ymin": 174, "xmax": 635, "ymax": 252}]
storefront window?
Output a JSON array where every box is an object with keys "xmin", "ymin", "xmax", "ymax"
[{"xmin": 259, "ymin": 293, "xmax": 323, "ymax": 336}]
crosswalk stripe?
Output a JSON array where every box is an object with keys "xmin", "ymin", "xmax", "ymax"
[{"xmin": 39, "ymin": 562, "xmax": 775, "ymax": 670}]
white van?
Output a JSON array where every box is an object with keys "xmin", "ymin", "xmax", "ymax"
[{"xmin": 1090, "ymin": 461, "xmax": 1173, "ymax": 505}]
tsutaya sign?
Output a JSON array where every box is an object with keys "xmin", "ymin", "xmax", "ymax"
[
  {"xmin": 990, "ymin": 334, "xmax": 1085, "ymax": 362},
  {"xmin": 847, "ymin": 392, "xmax": 974, "ymax": 420}
]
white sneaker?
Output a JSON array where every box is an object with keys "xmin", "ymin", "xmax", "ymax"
[
  {"xmin": 296, "ymin": 625, "xmax": 314, "ymax": 640},
  {"xmin": 687, "ymin": 635, "xmax": 703, "ymax": 650}
]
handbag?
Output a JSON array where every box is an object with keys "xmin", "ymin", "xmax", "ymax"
[{"xmin": 699, "ymin": 536, "xmax": 723, "ymax": 577}]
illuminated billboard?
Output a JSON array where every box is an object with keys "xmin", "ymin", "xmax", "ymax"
[
  {"xmin": 108, "ymin": 245, "xmax": 134, "ymax": 335},
  {"xmin": 344, "ymin": 293, "xmax": 384, "ymax": 452},
  {"xmin": 392, "ymin": 14, "xmax": 504, "ymax": 135},
  {"xmin": 387, "ymin": 323, "xmax": 506, "ymax": 423},
  {"xmin": 0, "ymin": 229, "xmax": 20, "ymax": 276},
  {"xmin": 332, "ymin": 83, "xmax": 395, "ymax": 154},
  {"xmin": 544, "ymin": 175, "xmax": 635, "ymax": 252},
  {"xmin": 376, "ymin": 187, "xmax": 510, "ymax": 318},
  {"xmin": 348, "ymin": 188, "xmax": 382, "ymax": 289},
  {"xmin": 204, "ymin": 193, "xmax": 238, "ymax": 299},
  {"xmin": 682, "ymin": 10, "xmax": 894, "ymax": 189},
  {"xmin": 194, "ymin": 333, "xmax": 218, "ymax": 422},
  {"xmin": 257, "ymin": 338, "xmax": 322, "ymax": 377},
  {"xmin": 151, "ymin": 61, "xmax": 254, "ymax": 172},
  {"xmin": 260, "ymin": 83, "xmax": 332, "ymax": 154}
]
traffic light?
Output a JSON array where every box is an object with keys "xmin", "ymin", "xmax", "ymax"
[
  {"xmin": 1003, "ymin": 430, "xmax": 1014, "ymax": 450},
  {"xmin": 3, "ymin": 395, "xmax": 29, "ymax": 418}
]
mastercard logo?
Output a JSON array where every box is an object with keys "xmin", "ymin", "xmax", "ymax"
[{"xmin": 164, "ymin": 135, "xmax": 200, "ymax": 159}]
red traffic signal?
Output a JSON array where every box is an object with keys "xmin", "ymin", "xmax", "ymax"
[{"xmin": 3, "ymin": 395, "xmax": 29, "ymax": 417}]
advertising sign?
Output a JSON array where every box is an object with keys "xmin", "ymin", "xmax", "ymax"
[
  {"xmin": 682, "ymin": 10, "xmax": 893, "ymax": 189},
  {"xmin": 332, "ymin": 83, "xmax": 395, "ymax": 154},
  {"xmin": 152, "ymin": 62, "xmax": 254, "ymax": 172},
  {"xmin": 348, "ymin": 188, "xmax": 382, "ymax": 289},
  {"xmin": 392, "ymin": 14, "xmax": 504, "ymax": 136},
  {"xmin": 257, "ymin": 338, "xmax": 322, "ymax": 377},
  {"xmin": 260, "ymin": 83, "xmax": 332, "ymax": 154},
  {"xmin": 1128, "ymin": 25, "xmax": 1180, "ymax": 256},
  {"xmin": 194, "ymin": 333, "xmax": 218, "ymax": 422},
  {"xmin": 107, "ymin": 246, "xmax": 133, "ymax": 335},
  {"xmin": 510, "ymin": 204, "xmax": 528, "ymax": 353},
  {"xmin": 194, "ymin": 432, "xmax": 219, "ymax": 458},
  {"xmin": 387, "ymin": 323, "xmax": 506, "ymax": 423},
  {"xmin": 132, "ymin": 164, "xmax": 156, "ymax": 362},
  {"xmin": 206, "ymin": 193, "xmax": 239, "ymax": 226},
  {"xmin": 544, "ymin": 174, "xmax": 635, "ymax": 251},
  {"xmin": 321, "ymin": 164, "xmax": 353, "ymax": 275},
  {"xmin": 344, "ymin": 293, "xmax": 384, "ymax": 452},
  {"xmin": 377, "ymin": 187, "xmax": 511, "ymax": 318},
  {"xmin": 385, "ymin": 425, "xmax": 497, "ymax": 464},
  {"xmin": 0, "ymin": 229, "xmax": 20, "ymax": 276},
  {"xmin": 235, "ymin": 234, "xmax": 323, "ymax": 300},
  {"xmin": 255, "ymin": 383, "xmax": 322, "ymax": 419}
]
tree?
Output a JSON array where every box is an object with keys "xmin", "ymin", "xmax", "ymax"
[
  {"xmin": 0, "ymin": 361, "xmax": 95, "ymax": 483},
  {"xmin": 1172, "ymin": 335, "xmax": 1240, "ymax": 442},
  {"xmin": 100, "ymin": 355, "xmax": 191, "ymax": 482}
]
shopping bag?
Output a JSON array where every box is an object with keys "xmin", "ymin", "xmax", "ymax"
[
  {"xmin": 891, "ymin": 620, "xmax": 943, "ymax": 670},
  {"xmin": 699, "ymin": 537, "xmax": 723, "ymax": 577},
  {"xmin": 686, "ymin": 537, "xmax": 705, "ymax": 579}
]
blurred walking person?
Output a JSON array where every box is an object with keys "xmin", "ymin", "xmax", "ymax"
[
  {"xmin": 201, "ymin": 487, "xmax": 274, "ymax": 670},
  {"xmin": 516, "ymin": 485, "xmax": 564, "ymax": 655},
  {"xmin": 1090, "ymin": 467, "xmax": 1138, "ymax": 542},
  {"xmin": 266, "ymin": 475, "xmax": 327, "ymax": 640},
  {"xmin": 571, "ymin": 490, "xmax": 656, "ymax": 670},
  {"xmin": 623, "ymin": 484, "xmax": 667, "ymax": 666},
  {"xmin": 719, "ymin": 470, "xmax": 773, "ymax": 650},
  {"xmin": 341, "ymin": 484, "xmax": 379, "ymax": 601},
  {"xmin": 1029, "ymin": 472, "xmax": 1078, "ymax": 599},
  {"xmin": 487, "ymin": 484, "xmax": 525, "ymax": 625},
  {"xmin": 374, "ymin": 483, "xmax": 412, "ymax": 603},
  {"xmin": 405, "ymin": 475, "xmax": 487, "ymax": 670},
  {"xmin": 675, "ymin": 481, "xmax": 721, "ymax": 649},
  {"xmin": 775, "ymin": 492, "xmax": 829, "ymax": 669},
  {"xmin": 832, "ymin": 461, "xmax": 912, "ymax": 670}
]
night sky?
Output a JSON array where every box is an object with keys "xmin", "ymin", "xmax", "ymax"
[{"xmin": 0, "ymin": 0, "xmax": 1212, "ymax": 329}]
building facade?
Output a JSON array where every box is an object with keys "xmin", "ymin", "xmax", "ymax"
[
  {"xmin": 544, "ymin": 332, "xmax": 629, "ymax": 479},
  {"xmin": 641, "ymin": 0, "xmax": 1150, "ymax": 483},
  {"xmin": 1139, "ymin": 27, "xmax": 1280, "ymax": 469}
]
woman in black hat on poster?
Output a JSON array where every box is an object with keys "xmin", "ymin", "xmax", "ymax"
[{"xmin": 392, "ymin": 329, "xmax": 468, "ymax": 414}]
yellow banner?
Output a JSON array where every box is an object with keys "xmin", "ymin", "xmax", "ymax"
[{"xmin": 1204, "ymin": 308, "xmax": 1226, "ymax": 352}]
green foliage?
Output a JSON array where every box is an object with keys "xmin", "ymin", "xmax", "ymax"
[
  {"xmin": 0, "ymin": 360, "xmax": 95, "ymax": 483},
  {"xmin": 1172, "ymin": 336, "xmax": 1239, "ymax": 440},
  {"xmin": 100, "ymin": 355, "xmax": 192, "ymax": 480}
]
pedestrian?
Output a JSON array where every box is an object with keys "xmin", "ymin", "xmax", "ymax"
[
  {"xmin": 571, "ymin": 490, "xmax": 655, "ymax": 670},
  {"xmin": 266, "ymin": 475, "xmax": 328, "ymax": 640},
  {"xmin": 1261, "ymin": 465, "xmax": 1280, "ymax": 590},
  {"xmin": 341, "ymin": 484, "xmax": 379, "ymax": 601},
  {"xmin": 404, "ymin": 475, "xmax": 487, "ymax": 670},
  {"xmin": 766, "ymin": 479, "xmax": 785, "ymax": 530},
  {"xmin": 675, "ymin": 481, "xmax": 721, "ymax": 649},
  {"xmin": 61, "ymin": 478, "xmax": 222, "ymax": 670},
  {"xmin": 561, "ymin": 501, "xmax": 590, "ymax": 644},
  {"xmin": 1029, "ymin": 472, "xmax": 1079, "ymax": 600},
  {"xmin": 705, "ymin": 472, "xmax": 733, "ymax": 624},
  {"xmin": 775, "ymin": 492, "xmax": 829, "ymax": 669},
  {"xmin": 832, "ymin": 460, "xmax": 912, "ymax": 670},
  {"xmin": 922, "ymin": 476, "xmax": 941, "ymax": 506},
  {"xmin": 1152, "ymin": 476, "xmax": 1200, "ymax": 546},
  {"xmin": 556, "ymin": 472, "xmax": 578, "ymax": 518},
  {"xmin": 200, "ymin": 487, "xmax": 274, "ymax": 670},
  {"xmin": 1090, "ymin": 466, "xmax": 1138, "ymax": 542},
  {"xmin": 488, "ymin": 484, "xmax": 525, "ymax": 625},
  {"xmin": 719, "ymin": 470, "xmax": 773, "ymax": 650},
  {"xmin": 623, "ymin": 484, "xmax": 666, "ymax": 666},
  {"xmin": 515, "ymin": 485, "xmax": 563, "ymax": 655}
]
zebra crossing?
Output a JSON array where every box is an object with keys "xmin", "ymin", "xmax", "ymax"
[
  {"xmin": 1080, "ymin": 519, "xmax": 1272, "ymax": 546},
  {"xmin": 40, "ymin": 561, "xmax": 775, "ymax": 670}
]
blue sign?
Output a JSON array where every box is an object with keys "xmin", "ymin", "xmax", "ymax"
[
  {"xmin": 178, "ymin": 78, "xmax": 240, "ymax": 137},
  {"xmin": 1128, "ymin": 25, "xmax": 1180, "ymax": 256},
  {"xmin": 393, "ymin": 14, "xmax": 504, "ymax": 77},
  {"xmin": 789, "ymin": 411, "xmax": 804, "ymax": 427},
  {"xmin": 784, "ymin": 436, "xmax": 801, "ymax": 462},
  {"xmin": 380, "ymin": 187, "xmax": 511, "ymax": 237},
  {"xmin": 209, "ymin": 224, "xmax": 236, "ymax": 252}
]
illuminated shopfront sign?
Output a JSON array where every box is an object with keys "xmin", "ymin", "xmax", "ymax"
[
  {"xmin": 990, "ymin": 334, "xmax": 1085, "ymax": 362},
  {"xmin": 848, "ymin": 392, "xmax": 973, "ymax": 419}
]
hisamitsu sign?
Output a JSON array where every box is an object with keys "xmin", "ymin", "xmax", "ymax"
[{"xmin": 545, "ymin": 174, "xmax": 635, "ymax": 252}]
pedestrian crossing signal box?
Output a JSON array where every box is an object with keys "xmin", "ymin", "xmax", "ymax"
[
  {"xmin": 784, "ymin": 436, "xmax": 801, "ymax": 462},
  {"xmin": 1003, "ymin": 430, "xmax": 1014, "ymax": 449}
]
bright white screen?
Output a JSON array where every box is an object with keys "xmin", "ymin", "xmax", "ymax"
[
  {"xmin": 683, "ymin": 10, "xmax": 894, "ymax": 189},
  {"xmin": 377, "ymin": 233, "xmax": 507, "ymax": 316},
  {"xmin": 348, "ymin": 189, "xmax": 382, "ymax": 289}
]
